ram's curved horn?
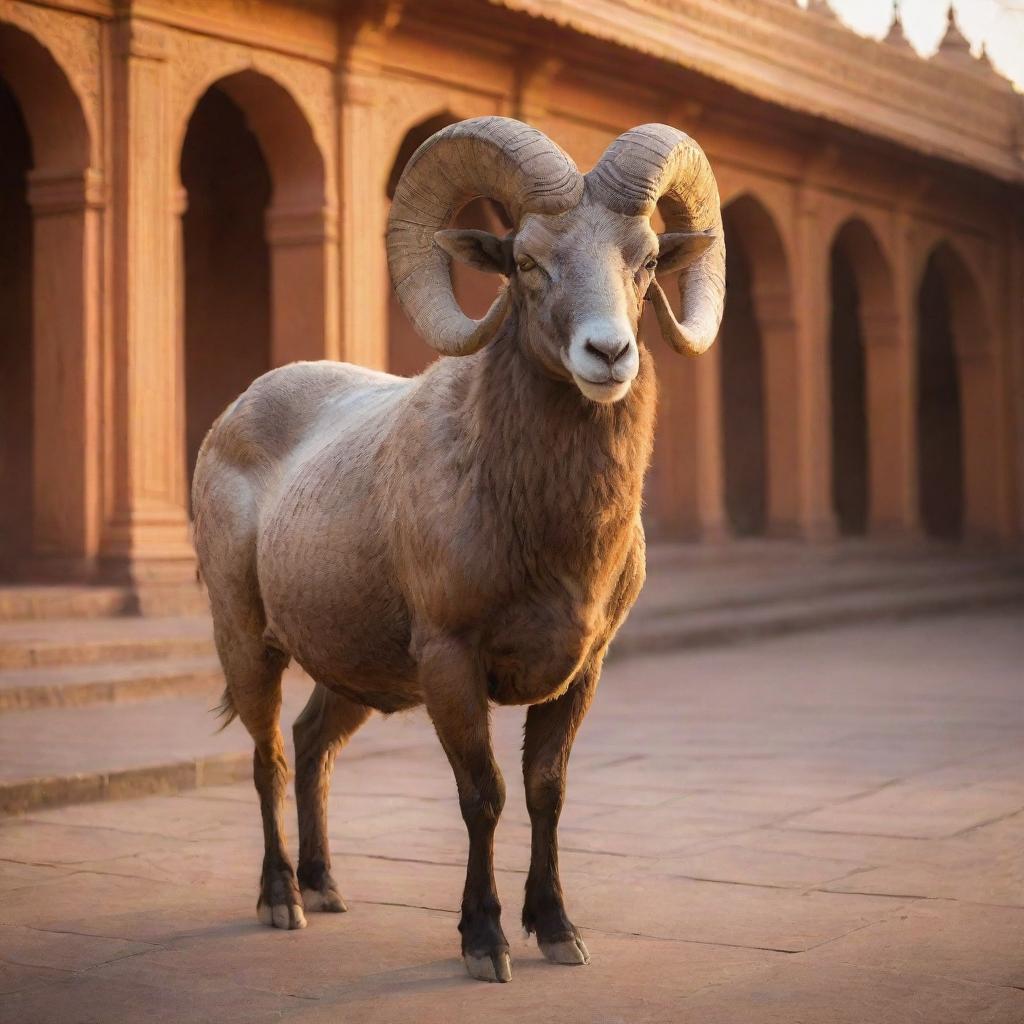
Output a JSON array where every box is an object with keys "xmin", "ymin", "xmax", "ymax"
[
  {"xmin": 387, "ymin": 117, "xmax": 584, "ymax": 357},
  {"xmin": 587, "ymin": 124, "xmax": 725, "ymax": 355}
]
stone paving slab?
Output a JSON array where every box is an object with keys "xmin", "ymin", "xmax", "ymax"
[
  {"xmin": 1, "ymin": 611, "xmax": 1023, "ymax": 1022},
  {"xmin": 806, "ymin": 899, "xmax": 1024, "ymax": 988}
]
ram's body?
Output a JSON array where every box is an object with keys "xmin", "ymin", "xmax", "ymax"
[{"xmin": 193, "ymin": 328, "xmax": 652, "ymax": 718}]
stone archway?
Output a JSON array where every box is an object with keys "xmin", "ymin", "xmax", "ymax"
[
  {"xmin": 827, "ymin": 218, "xmax": 898, "ymax": 536},
  {"xmin": 719, "ymin": 194, "xmax": 798, "ymax": 537},
  {"xmin": 384, "ymin": 113, "xmax": 510, "ymax": 378},
  {"xmin": 179, "ymin": 70, "xmax": 330, "ymax": 504},
  {"xmin": 916, "ymin": 243, "xmax": 997, "ymax": 541},
  {"xmin": 0, "ymin": 21, "xmax": 98, "ymax": 580}
]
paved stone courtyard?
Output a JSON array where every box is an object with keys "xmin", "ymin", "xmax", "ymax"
[{"xmin": 2, "ymin": 610, "xmax": 1023, "ymax": 1023}]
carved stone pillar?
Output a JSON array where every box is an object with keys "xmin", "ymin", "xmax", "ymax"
[
  {"xmin": 758, "ymin": 290, "xmax": 802, "ymax": 536},
  {"xmin": 644, "ymin": 338, "xmax": 699, "ymax": 540},
  {"xmin": 793, "ymin": 187, "xmax": 838, "ymax": 541},
  {"xmin": 694, "ymin": 343, "xmax": 728, "ymax": 541},
  {"xmin": 337, "ymin": 66, "xmax": 390, "ymax": 370},
  {"xmin": 862, "ymin": 309, "xmax": 914, "ymax": 536},
  {"xmin": 1007, "ymin": 212, "xmax": 1024, "ymax": 541},
  {"xmin": 266, "ymin": 204, "xmax": 340, "ymax": 364},
  {"xmin": 890, "ymin": 209, "xmax": 921, "ymax": 536},
  {"xmin": 102, "ymin": 19, "xmax": 194, "ymax": 581},
  {"xmin": 25, "ymin": 170, "xmax": 104, "ymax": 579},
  {"xmin": 958, "ymin": 345, "xmax": 1002, "ymax": 541}
]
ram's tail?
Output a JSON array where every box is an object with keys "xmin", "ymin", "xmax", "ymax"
[{"xmin": 213, "ymin": 685, "xmax": 238, "ymax": 732}]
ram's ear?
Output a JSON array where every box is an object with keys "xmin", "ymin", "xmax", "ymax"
[
  {"xmin": 434, "ymin": 229, "xmax": 514, "ymax": 275},
  {"xmin": 656, "ymin": 230, "xmax": 718, "ymax": 274}
]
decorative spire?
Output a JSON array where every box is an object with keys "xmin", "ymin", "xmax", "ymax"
[
  {"xmin": 976, "ymin": 43, "xmax": 1015, "ymax": 91},
  {"xmin": 936, "ymin": 4, "xmax": 975, "ymax": 70},
  {"xmin": 884, "ymin": 2, "xmax": 914, "ymax": 53}
]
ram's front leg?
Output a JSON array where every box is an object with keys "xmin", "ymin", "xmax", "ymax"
[
  {"xmin": 522, "ymin": 662, "xmax": 599, "ymax": 966},
  {"xmin": 421, "ymin": 636, "xmax": 510, "ymax": 983}
]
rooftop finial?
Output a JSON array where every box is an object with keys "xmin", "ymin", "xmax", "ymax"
[
  {"xmin": 883, "ymin": 1, "xmax": 914, "ymax": 52},
  {"xmin": 937, "ymin": 3, "xmax": 974, "ymax": 68}
]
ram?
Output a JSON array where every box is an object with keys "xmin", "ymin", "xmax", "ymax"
[{"xmin": 192, "ymin": 117, "xmax": 725, "ymax": 983}]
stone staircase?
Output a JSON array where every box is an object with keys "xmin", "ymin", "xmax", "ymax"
[
  {"xmin": 0, "ymin": 584, "xmax": 218, "ymax": 711},
  {"xmin": 1, "ymin": 541, "xmax": 1022, "ymax": 816},
  {"xmin": 613, "ymin": 540, "xmax": 1024, "ymax": 658},
  {"xmin": 0, "ymin": 582, "xmax": 246, "ymax": 814}
]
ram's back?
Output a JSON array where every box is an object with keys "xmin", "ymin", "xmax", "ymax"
[
  {"xmin": 191, "ymin": 359, "xmax": 413, "ymax": 599},
  {"xmin": 196, "ymin": 362, "xmax": 401, "ymax": 479}
]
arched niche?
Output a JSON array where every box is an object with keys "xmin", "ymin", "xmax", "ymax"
[
  {"xmin": 0, "ymin": 21, "xmax": 99, "ymax": 579},
  {"xmin": 178, "ymin": 70, "xmax": 331, "ymax": 505},
  {"xmin": 384, "ymin": 112, "xmax": 510, "ymax": 378},
  {"xmin": 827, "ymin": 218, "xmax": 899, "ymax": 536},
  {"xmin": 916, "ymin": 242, "xmax": 998, "ymax": 541},
  {"xmin": 718, "ymin": 193, "xmax": 798, "ymax": 537}
]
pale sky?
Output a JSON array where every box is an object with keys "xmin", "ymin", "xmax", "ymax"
[{"xmin": 797, "ymin": 0, "xmax": 1024, "ymax": 89}]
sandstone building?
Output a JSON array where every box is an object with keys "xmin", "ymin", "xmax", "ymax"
[{"xmin": 0, "ymin": 0, "xmax": 1021, "ymax": 584}]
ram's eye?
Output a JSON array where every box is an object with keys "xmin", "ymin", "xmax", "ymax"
[
  {"xmin": 644, "ymin": 257, "xmax": 658, "ymax": 271},
  {"xmin": 516, "ymin": 256, "xmax": 537, "ymax": 273}
]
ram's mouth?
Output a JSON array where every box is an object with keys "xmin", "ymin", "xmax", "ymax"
[{"xmin": 571, "ymin": 373, "xmax": 632, "ymax": 404}]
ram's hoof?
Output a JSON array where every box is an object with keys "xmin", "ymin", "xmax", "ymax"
[
  {"xmin": 257, "ymin": 900, "xmax": 307, "ymax": 930},
  {"xmin": 301, "ymin": 886, "xmax": 347, "ymax": 913},
  {"xmin": 464, "ymin": 950, "xmax": 512, "ymax": 983},
  {"xmin": 539, "ymin": 935, "xmax": 590, "ymax": 965}
]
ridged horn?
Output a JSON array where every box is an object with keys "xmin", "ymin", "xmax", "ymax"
[
  {"xmin": 387, "ymin": 116, "xmax": 584, "ymax": 356},
  {"xmin": 587, "ymin": 124, "xmax": 725, "ymax": 355}
]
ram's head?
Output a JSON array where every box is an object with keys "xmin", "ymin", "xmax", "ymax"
[{"xmin": 387, "ymin": 118, "xmax": 725, "ymax": 404}]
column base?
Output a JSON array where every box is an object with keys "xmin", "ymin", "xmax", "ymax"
[
  {"xmin": 798, "ymin": 519, "xmax": 839, "ymax": 544},
  {"xmin": 100, "ymin": 510, "xmax": 198, "ymax": 583},
  {"xmin": 698, "ymin": 521, "xmax": 732, "ymax": 545},
  {"xmin": 99, "ymin": 552, "xmax": 198, "ymax": 585},
  {"xmin": 764, "ymin": 520, "xmax": 804, "ymax": 540},
  {"xmin": 867, "ymin": 519, "xmax": 920, "ymax": 543}
]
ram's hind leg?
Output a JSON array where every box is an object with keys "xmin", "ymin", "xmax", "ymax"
[
  {"xmin": 214, "ymin": 620, "xmax": 304, "ymax": 931},
  {"xmin": 293, "ymin": 683, "xmax": 371, "ymax": 913}
]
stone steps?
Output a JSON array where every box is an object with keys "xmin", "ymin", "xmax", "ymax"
[
  {"xmin": 635, "ymin": 544, "xmax": 1021, "ymax": 622},
  {"xmin": 0, "ymin": 615, "xmax": 215, "ymax": 670},
  {"xmin": 0, "ymin": 581, "xmax": 208, "ymax": 621},
  {"xmin": 0, "ymin": 654, "xmax": 224, "ymax": 713},
  {"xmin": 615, "ymin": 573, "xmax": 1024, "ymax": 660}
]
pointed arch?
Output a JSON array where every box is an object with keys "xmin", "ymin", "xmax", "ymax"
[
  {"xmin": 828, "ymin": 217, "xmax": 900, "ymax": 536},
  {"xmin": 916, "ymin": 241, "xmax": 999, "ymax": 540}
]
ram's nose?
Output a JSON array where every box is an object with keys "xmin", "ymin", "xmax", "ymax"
[{"xmin": 583, "ymin": 335, "xmax": 633, "ymax": 366}]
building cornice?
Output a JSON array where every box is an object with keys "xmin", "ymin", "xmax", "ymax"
[{"xmin": 486, "ymin": 0, "xmax": 1024, "ymax": 185}]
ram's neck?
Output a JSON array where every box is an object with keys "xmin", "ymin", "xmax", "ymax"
[{"xmin": 467, "ymin": 322, "xmax": 657, "ymax": 574}]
